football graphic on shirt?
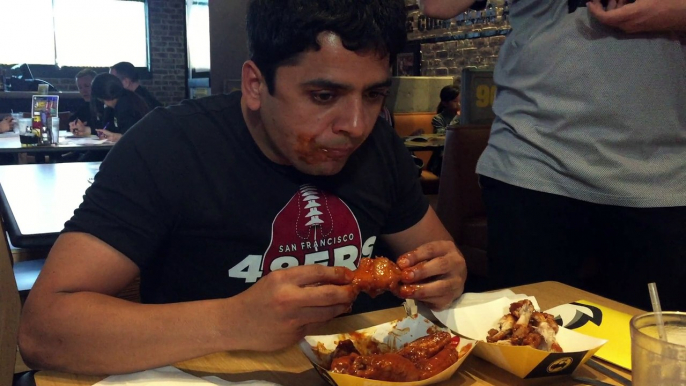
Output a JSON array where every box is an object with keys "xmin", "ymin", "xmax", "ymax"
[{"xmin": 262, "ymin": 184, "xmax": 362, "ymax": 274}]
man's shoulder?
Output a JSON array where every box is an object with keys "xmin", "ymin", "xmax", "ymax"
[{"xmin": 156, "ymin": 93, "xmax": 240, "ymax": 121}]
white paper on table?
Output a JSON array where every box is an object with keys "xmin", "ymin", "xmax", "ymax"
[
  {"xmin": 404, "ymin": 289, "xmax": 523, "ymax": 320},
  {"xmin": 94, "ymin": 366, "xmax": 282, "ymax": 386},
  {"xmin": 61, "ymin": 137, "xmax": 108, "ymax": 145}
]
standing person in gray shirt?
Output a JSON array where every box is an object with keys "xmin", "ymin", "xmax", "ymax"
[{"xmin": 421, "ymin": 0, "xmax": 686, "ymax": 310}]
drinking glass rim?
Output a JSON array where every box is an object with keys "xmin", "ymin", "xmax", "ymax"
[{"xmin": 630, "ymin": 311, "xmax": 686, "ymax": 349}]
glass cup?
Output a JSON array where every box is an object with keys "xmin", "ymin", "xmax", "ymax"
[
  {"xmin": 50, "ymin": 117, "xmax": 60, "ymax": 144},
  {"xmin": 10, "ymin": 112, "xmax": 23, "ymax": 132},
  {"xmin": 631, "ymin": 312, "xmax": 686, "ymax": 386}
]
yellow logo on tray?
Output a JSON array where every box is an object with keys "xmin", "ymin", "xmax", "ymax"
[{"xmin": 547, "ymin": 357, "xmax": 574, "ymax": 373}]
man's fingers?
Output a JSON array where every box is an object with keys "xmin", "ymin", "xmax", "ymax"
[
  {"xmin": 397, "ymin": 240, "xmax": 451, "ymax": 269},
  {"xmin": 291, "ymin": 264, "xmax": 354, "ymax": 286},
  {"xmin": 298, "ymin": 303, "xmax": 352, "ymax": 326},
  {"xmin": 301, "ymin": 283, "xmax": 357, "ymax": 306},
  {"xmin": 402, "ymin": 260, "xmax": 438, "ymax": 283},
  {"xmin": 401, "ymin": 280, "xmax": 464, "ymax": 309}
]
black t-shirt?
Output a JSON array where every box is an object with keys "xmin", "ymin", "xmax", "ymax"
[
  {"xmin": 101, "ymin": 93, "xmax": 146, "ymax": 134},
  {"xmin": 64, "ymin": 92, "xmax": 429, "ymax": 304},
  {"xmin": 68, "ymin": 102, "xmax": 92, "ymax": 125}
]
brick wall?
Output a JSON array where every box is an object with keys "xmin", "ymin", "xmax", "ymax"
[
  {"xmin": 145, "ymin": 0, "xmax": 187, "ymax": 106},
  {"xmin": 1, "ymin": 0, "xmax": 188, "ymax": 108}
]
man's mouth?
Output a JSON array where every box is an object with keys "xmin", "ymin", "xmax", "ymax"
[{"xmin": 321, "ymin": 146, "xmax": 355, "ymax": 159}]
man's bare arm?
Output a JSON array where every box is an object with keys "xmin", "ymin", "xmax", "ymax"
[
  {"xmin": 419, "ymin": 0, "xmax": 477, "ymax": 19},
  {"xmin": 19, "ymin": 233, "xmax": 354, "ymax": 374}
]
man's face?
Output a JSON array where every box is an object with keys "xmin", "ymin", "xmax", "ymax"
[
  {"xmin": 246, "ymin": 33, "xmax": 391, "ymax": 176},
  {"xmin": 109, "ymin": 68, "xmax": 131, "ymax": 89},
  {"xmin": 76, "ymin": 75, "xmax": 93, "ymax": 101}
]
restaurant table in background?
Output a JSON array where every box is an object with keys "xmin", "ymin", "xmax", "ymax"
[
  {"xmin": 33, "ymin": 281, "xmax": 641, "ymax": 386},
  {"xmin": 403, "ymin": 134, "xmax": 445, "ymax": 152},
  {"xmin": 0, "ymin": 162, "xmax": 100, "ymax": 249},
  {"xmin": 0, "ymin": 131, "xmax": 113, "ymax": 157}
]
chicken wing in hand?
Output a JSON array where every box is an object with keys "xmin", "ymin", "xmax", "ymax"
[{"xmin": 351, "ymin": 257, "xmax": 403, "ymax": 298}]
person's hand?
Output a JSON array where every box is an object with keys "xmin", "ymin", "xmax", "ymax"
[
  {"xmin": 96, "ymin": 129, "xmax": 122, "ymax": 143},
  {"xmin": 70, "ymin": 119, "xmax": 91, "ymax": 137},
  {"xmin": 587, "ymin": 0, "xmax": 686, "ymax": 33},
  {"xmin": 396, "ymin": 240, "xmax": 467, "ymax": 311},
  {"xmin": 231, "ymin": 264, "xmax": 356, "ymax": 352},
  {"xmin": 0, "ymin": 117, "xmax": 13, "ymax": 133}
]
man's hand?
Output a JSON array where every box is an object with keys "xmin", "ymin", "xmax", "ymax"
[
  {"xmin": 96, "ymin": 129, "xmax": 122, "ymax": 143},
  {"xmin": 588, "ymin": 0, "xmax": 686, "ymax": 33},
  {"xmin": 231, "ymin": 265, "xmax": 356, "ymax": 352},
  {"xmin": 396, "ymin": 240, "xmax": 467, "ymax": 311},
  {"xmin": 70, "ymin": 119, "xmax": 91, "ymax": 137}
]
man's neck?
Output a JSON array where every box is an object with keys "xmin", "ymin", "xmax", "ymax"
[{"xmin": 129, "ymin": 82, "xmax": 140, "ymax": 92}]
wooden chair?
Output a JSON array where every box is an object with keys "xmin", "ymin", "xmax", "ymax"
[
  {"xmin": 0, "ymin": 219, "xmax": 35, "ymax": 385},
  {"xmin": 435, "ymin": 125, "xmax": 491, "ymax": 285}
]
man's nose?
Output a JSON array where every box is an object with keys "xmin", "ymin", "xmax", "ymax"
[{"xmin": 332, "ymin": 97, "xmax": 367, "ymax": 137}]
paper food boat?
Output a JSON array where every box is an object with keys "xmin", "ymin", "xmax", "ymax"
[
  {"xmin": 299, "ymin": 314, "xmax": 476, "ymax": 386},
  {"xmin": 432, "ymin": 296, "xmax": 607, "ymax": 379}
]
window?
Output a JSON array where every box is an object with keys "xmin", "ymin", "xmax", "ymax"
[
  {"xmin": 186, "ymin": 0, "xmax": 210, "ymax": 73},
  {"xmin": 0, "ymin": 0, "xmax": 148, "ymax": 68}
]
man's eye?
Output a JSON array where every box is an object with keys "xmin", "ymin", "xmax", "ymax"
[
  {"xmin": 367, "ymin": 90, "xmax": 390, "ymax": 100},
  {"xmin": 312, "ymin": 92, "xmax": 335, "ymax": 103}
]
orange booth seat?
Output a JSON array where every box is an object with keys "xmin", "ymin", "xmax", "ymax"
[{"xmin": 392, "ymin": 112, "xmax": 439, "ymax": 194}]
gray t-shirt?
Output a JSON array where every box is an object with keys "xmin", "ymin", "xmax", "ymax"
[{"xmin": 476, "ymin": 0, "xmax": 686, "ymax": 207}]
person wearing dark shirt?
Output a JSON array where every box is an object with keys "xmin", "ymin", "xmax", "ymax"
[
  {"xmin": 73, "ymin": 73, "xmax": 150, "ymax": 161},
  {"xmin": 90, "ymin": 73, "xmax": 150, "ymax": 142},
  {"xmin": 18, "ymin": 0, "xmax": 466, "ymax": 375},
  {"xmin": 110, "ymin": 61, "xmax": 163, "ymax": 109},
  {"xmin": 68, "ymin": 69, "xmax": 98, "ymax": 130}
]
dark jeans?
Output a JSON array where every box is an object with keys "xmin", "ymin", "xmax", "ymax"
[{"xmin": 480, "ymin": 176, "xmax": 686, "ymax": 311}]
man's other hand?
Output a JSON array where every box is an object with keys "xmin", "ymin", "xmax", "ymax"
[{"xmin": 396, "ymin": 240, "xmax": 467, "ymax": 311}]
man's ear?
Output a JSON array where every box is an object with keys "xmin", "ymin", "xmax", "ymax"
[{"xmin": 241, "ymin": 61, "xmax": 264, "ymax": 111}]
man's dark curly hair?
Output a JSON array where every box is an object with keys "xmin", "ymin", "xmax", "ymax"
[{"xmin": 246, "ymin": 0, "xmax": 407, "ymax": 94}]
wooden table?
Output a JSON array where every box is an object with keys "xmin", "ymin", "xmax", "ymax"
[
  {"xmin": 34, "ymin": 281, "xmax": 640, "ymax": 386},
  {"xmin": 0, "ymin": 162, "xmax": 101, "ymax": 248},
  {"xmin": 404, "ymin": 134, "xmax": 445, "ymax": 152}
]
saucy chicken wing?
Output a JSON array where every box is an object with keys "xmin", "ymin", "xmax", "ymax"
[
  {"xmin": 351, "ymin": 257, "xmax": 403, "ymax": 298},
  {"xmin": 330, "ymin": 331, "xmax": 467, "ymax": 382}
]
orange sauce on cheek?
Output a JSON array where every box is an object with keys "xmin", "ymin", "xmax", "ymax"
[{"xmin": 295, "ymin": 133, "xmax": 328, "ymax": 164}]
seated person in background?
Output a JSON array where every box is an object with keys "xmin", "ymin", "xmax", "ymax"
[
  {"xmin": 71, "ymin": 73, "xmax": 150, "ymax": 143},
  {"xmin": 110, "ymin": 61, "xmax": 163, "ymax": 109},
  {"xmin": 431, "ymin": 85, "xmax": 460, "ymax": 135},
  {"xmin": 0, "ymin": 117, "xmax": 16, "ymax": 164},
  {"xmin": 18, "ymin": 0, "xmax": 466, "ymax": 375},
  {"xmin": 68, "ymin": 68, "xmax": 99, "ymax": 130},
  {"xmin": 0, "ymin": 116, "xmax": 14, "ymax": 133}
]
